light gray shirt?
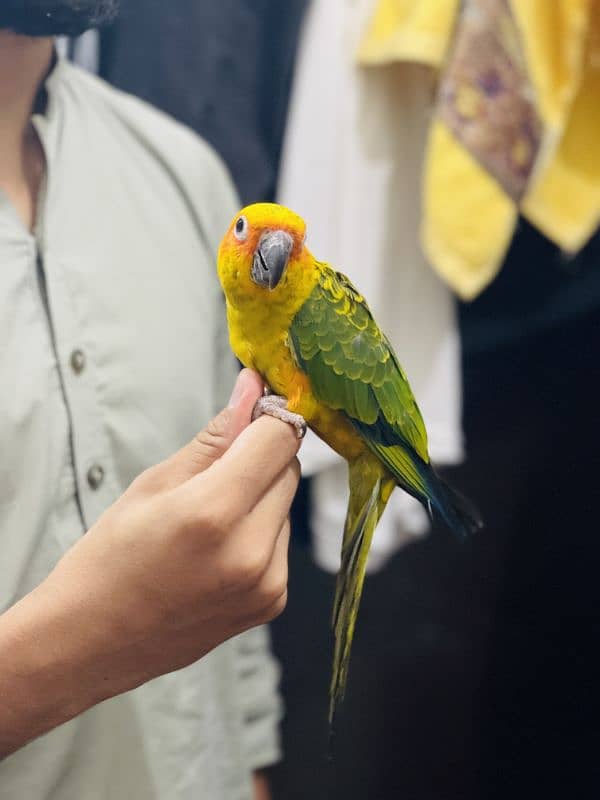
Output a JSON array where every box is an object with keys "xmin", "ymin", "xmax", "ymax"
[{"xmin": 0, "ymin": 57, "xmax": 281, "ymax": 800}]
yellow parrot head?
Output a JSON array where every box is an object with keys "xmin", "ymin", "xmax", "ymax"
[{"xmin": 218, "ymin": 202, "xmax": 310, "ymax": 305}]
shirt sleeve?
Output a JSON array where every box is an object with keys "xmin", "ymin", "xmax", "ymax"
[{"xmin": 233, "ymin": 625, "xmax": 283, "ymax": 770}]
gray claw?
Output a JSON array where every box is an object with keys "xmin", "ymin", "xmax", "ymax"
[{"xmin": 252, "ymin": 395, "xmax": 307, "ymax": 439}]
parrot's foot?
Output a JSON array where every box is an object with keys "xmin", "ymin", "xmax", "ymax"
[{"xmin": 252, "ymin": 394, "xmax": 307, "ymax": 439}]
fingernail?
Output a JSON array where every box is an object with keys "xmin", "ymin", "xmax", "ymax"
[{"xmin": 227, "ymin": 372, "xmax": 246, "ymax": 408}]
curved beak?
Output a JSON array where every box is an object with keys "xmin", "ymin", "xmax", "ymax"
[{"xmin": 252, "ymin": 230, "xmax": 293, "ymax": 290}]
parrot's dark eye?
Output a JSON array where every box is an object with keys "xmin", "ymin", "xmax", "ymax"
[{"xmin": 234, "ymin": 215, "xmax": 248, "ymax": 242}]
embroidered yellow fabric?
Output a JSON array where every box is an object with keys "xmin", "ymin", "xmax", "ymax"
[{"xmin": 359, "ymin": 0, "xmax": 599, "ymax": 299}]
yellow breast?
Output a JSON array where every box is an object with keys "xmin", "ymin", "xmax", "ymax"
[{"xmin": 227, "ymin": 303, "xmax": 366, "ymax": 463}]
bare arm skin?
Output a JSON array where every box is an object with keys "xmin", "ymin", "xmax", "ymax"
[{"xmin": 252, "ymin": 771, "xmax": 273, "ymax": 800}]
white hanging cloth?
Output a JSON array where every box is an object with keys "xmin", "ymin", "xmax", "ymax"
[{"xmin": 277, "ymin": 0, "xmax": 464, "ymax": 572}]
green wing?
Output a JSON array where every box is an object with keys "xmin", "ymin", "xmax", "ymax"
[{"xmin": 289, "ymin": 264, "xmax": 430, "ymax": 485}]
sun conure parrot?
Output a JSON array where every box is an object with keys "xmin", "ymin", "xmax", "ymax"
[{"xmin": 217, "ymin": 202, "xmax": 482, "ymax": 723}]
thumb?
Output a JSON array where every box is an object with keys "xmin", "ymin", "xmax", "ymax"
[{"xmin": 147, "ymin": 369, "xmax": 264, "ymax": 492}]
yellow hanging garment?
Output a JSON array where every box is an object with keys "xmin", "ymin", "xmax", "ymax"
[
  {"xmin": 358, "ymin": 0, "xmax": 460, "ymax": 67},
  {"xmin": 359, "ymin": 0, "xmax": 599, "ymax": 300}
]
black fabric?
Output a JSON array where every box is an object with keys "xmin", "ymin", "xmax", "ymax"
[
  {"xmin": 100, "ymin": 0, "xmax": 307, "ymax": 204},
  {"xmin": 461, "ymin": 220, "xmax": 600, "ymax": 355},
  {"xmin": 461, "ymin": 306, "xmax": 600, "ymax": 799}
]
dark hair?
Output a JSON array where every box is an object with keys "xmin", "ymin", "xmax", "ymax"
[{"xmin": 0, "ymin": 0, "xmax": 119, "ymax": 37}]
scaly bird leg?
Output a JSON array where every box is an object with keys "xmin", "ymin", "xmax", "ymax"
[{"xmin": 252, "ymin": 392, "xmax": 307, "ymax": 439}]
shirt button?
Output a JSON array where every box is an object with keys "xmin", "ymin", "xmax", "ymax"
[
  {"xmin": 70, "ymin": 349, "xmax": 86, "ymax": 374},
  {"xmin": 87, "ymin": 464, "xmax": 105, "ymax": 490}
]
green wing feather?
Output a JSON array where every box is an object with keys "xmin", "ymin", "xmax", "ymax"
[
  {"xmin": 289, "ymin": 264, "xmax": 434, "ymax": 727},
  {"xmin": 288, "ymin": 265, "xmax": 481, "ymax": 724},
  {"xmin": 289, "ymin": 264, "xmax": 430, "ymax": 495}
]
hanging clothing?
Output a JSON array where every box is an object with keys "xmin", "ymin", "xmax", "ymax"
[
  {"xmin": 278, "ymin": 0, "xmax": 463, "ymax": 572},
  {"xmin": 99, "ymin": 0, "xmax": 307, "ymax": 204},
  {"xmin": 360, "ymin": 0, "xmax": 600, "ymax": 299}
]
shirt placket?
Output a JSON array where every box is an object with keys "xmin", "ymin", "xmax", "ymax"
[{"xmin": 32, "ymin": 111, "xmax": 121, "ymax": 531}]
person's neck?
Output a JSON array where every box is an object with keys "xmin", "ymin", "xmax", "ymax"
[{"xmin": 0, "ymin": 31, "xmax": 53, "ymax": 230}]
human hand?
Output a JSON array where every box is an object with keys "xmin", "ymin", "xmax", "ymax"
[{"xmin": 0, "ymin": 369, "xmax": 300, "ymax": 754}]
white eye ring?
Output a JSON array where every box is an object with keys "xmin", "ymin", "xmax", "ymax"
[{"xmin": 233, "ymin": 215, "xmax": 248, "ymax": 242}]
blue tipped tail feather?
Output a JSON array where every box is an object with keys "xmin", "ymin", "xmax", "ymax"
[{"xmin": 422, "ymin": 463, "xmax": 483, "ymax": 538}]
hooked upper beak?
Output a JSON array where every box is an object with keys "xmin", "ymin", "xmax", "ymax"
[{"xmin": 252, "ymin": 230, "xmax": 293, "ymax": 290}]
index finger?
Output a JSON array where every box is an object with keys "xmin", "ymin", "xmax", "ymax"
[{"xmin": 192, "ymin": 413, "xmax": 302, "ymax": 515}]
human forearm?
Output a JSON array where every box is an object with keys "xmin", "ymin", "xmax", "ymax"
[{"xmin": 0, "ymin": 578, "xmax": 127, "ymax": 758}]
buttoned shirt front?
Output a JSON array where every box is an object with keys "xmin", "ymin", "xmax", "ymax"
[{"xmin": 0, "ymin": 57, "xmax": 280, "ymax": 800}]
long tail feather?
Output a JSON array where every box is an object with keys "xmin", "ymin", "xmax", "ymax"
[
  {"xmin": 329, "ymin": 465, "xmax": 393, "ymax": 727},
  {"xmin": 360, "ymin": 433, "xmax": 482, "ymax": 540},
  {"xmin": 425, "ymin": 468, "xmax": 483, "ymax": 539}
]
